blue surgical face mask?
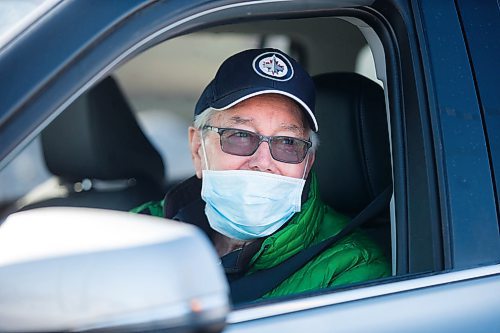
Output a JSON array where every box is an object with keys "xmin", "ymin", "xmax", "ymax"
[
  {"xmin": 201, "ymin": 169, "xmax": 306, "ymax": 240},
  {"xmin": 200, "ymin": 130, "xmax": 308, "ymax": 240}
]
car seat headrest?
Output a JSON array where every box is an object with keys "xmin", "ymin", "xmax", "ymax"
[
  {"xmin": 313, "ymin": 72, "xmax": 392, "ymax": 216},
  {"xmin": 41, "ymin": 76, "xmax": 165, "ymax": 185}
]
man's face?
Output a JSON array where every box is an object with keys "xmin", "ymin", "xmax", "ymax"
[{"xmin": 189, "ymin": 94, "xmax": 315, "ymax": 179}]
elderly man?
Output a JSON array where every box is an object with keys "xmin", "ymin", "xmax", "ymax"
[{"xmin": 132, "ymin": 48, "xmax": 389, "ymax": 301}]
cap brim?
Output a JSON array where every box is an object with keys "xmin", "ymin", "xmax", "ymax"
[{"xmin": 211, "ymin": 88, "xmax": 318, "ymax": 132}]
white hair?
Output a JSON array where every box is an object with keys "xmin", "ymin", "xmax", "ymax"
[{"xmin": 194, "ymin": 107, "xmax": 319, "ymax": 152}]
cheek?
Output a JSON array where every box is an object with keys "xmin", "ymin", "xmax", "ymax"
[
  {"xmin": 204, "ymin": 140, "xmax": 249, "ymax": 171},
  {"xmin": 276, "ymin": 157, "xmax": 310, "ymax": 178},
  {"xmin": 277, "ymin": 164, "xmax": 305, "ymax": 178}
]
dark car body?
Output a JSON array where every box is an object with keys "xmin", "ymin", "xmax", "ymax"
[{"xmin": 0, "ymin": 0, "xmax": 498, "ymax": 331}]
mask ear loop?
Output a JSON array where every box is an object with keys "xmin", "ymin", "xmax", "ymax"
[
  {"xmin": 302, "ymin": 153, "xmax": 310, "ymax": 180},
  {"xmin": 199, "ymin": 129, "xmax": 210, "ymax": 170}
]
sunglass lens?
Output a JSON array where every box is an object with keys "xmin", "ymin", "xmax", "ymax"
[
  {"xmin": 221, "ymin": 129, "xmax": 259, "ymax": 156},
  {"xmin": 271, "ymin": 137, "xmax": 307, "ymax": 163}
]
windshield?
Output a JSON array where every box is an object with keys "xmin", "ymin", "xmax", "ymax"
[{"xmin": 0, "ymin": 0, "xmax": 60, "ymax": 47}]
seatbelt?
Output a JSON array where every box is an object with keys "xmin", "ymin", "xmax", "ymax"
[{"xmin": 229, "ymin": 186, "xmax": 393, "ymax": 304}]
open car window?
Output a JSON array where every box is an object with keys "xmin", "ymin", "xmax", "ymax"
[
  {"xmin": 0, "ymin": 13, "xmax": 396, "ymax": 304},
  {"xmin": 0, "ymin": 12, "xmax": 394, "ymax": 269}
]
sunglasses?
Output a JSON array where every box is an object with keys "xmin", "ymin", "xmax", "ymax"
[{"xmin": 203, "ymin": 125, "xmax": 311, "ymax": 164}]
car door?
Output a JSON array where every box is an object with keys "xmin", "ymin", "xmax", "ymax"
[{"xmin": 0, "ymin": 0, "xmax": 498, "ymax": 332}]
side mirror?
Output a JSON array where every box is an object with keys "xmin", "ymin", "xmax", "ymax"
[{"xmin": 0, "ymin": 208, "xmax": 230, "ymax": 332}]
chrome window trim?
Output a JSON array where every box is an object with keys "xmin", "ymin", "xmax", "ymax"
[{"xmin": 228, "ymin": 264, "xmax": 500, "ymax": 323}]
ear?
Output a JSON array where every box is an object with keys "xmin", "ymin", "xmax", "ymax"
[{"xmin": 188, "ymin": 126, "xmax": 203, "ymax": 179}]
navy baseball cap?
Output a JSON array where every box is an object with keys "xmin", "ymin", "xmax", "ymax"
[{"xmin": 195, "ymin": 48, "xmax": 318, "ymax": 132}]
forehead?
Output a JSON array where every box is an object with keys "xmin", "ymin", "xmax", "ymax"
[{"xmin": 213, "ymin": 94, "xmax": 307, "ymax": 134}]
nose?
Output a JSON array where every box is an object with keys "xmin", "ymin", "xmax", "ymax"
[{"xmin": 248, "ymin": 141, "xmax": 277, "ymax": 173}]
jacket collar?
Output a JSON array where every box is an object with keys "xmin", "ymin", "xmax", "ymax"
[{"xmin": 162, "ymin": 175, "xmax": 262, "ymax": 276}]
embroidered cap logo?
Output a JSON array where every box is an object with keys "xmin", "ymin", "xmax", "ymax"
[{"xmin": 252, "ymin": 52, "xmax": 294, "ymax": 81}]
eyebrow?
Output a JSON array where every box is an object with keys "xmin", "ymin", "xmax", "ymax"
[
  {"xmin": 225, "ymin": 116, "xmax": 305, "ymax": 136},
  {"xmin": 227, "ymin": 116, "xmax": 253, "ymax": 125},
  {"xmin": 280, "ymin": 123, "xmax": 305, "ymax": 136}
]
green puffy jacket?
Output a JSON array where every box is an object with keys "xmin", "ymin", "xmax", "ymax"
[
  {"xmin": 132, "ymin": 174, "xmax": 390, "ymax": 299},
  {"xmin": 251, "ymin": 174, "xmax": 389, "ymax": 298}
]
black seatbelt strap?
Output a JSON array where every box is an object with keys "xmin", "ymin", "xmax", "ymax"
[{"xmin": 229, "ymin": 186, "xmax": 393, "ymax": 304}]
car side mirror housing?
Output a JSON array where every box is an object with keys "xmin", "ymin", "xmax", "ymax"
[{"xmin": 0, "ymin": 208, "xmax": 229, "ymax": 332}]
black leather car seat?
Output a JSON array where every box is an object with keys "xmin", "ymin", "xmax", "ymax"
[
  {"xmin": 313, "ymin": 72, "xmax": 392, "ymax": 255},
  {"xmin": 22, "ymin": 76, "xmax": 166, "ymax": 211}
]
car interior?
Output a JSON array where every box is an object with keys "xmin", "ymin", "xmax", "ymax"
[
  {"xmin": 21, "ymin": 76, "xmax": 166, "ymax": 212},
  {"xmin": 313, "ymin": 72, "xmax": 392, "ymax": 258},
  {"xmin": 0, "ymin": 15, "xmax": 394, "ymax": 296}
]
